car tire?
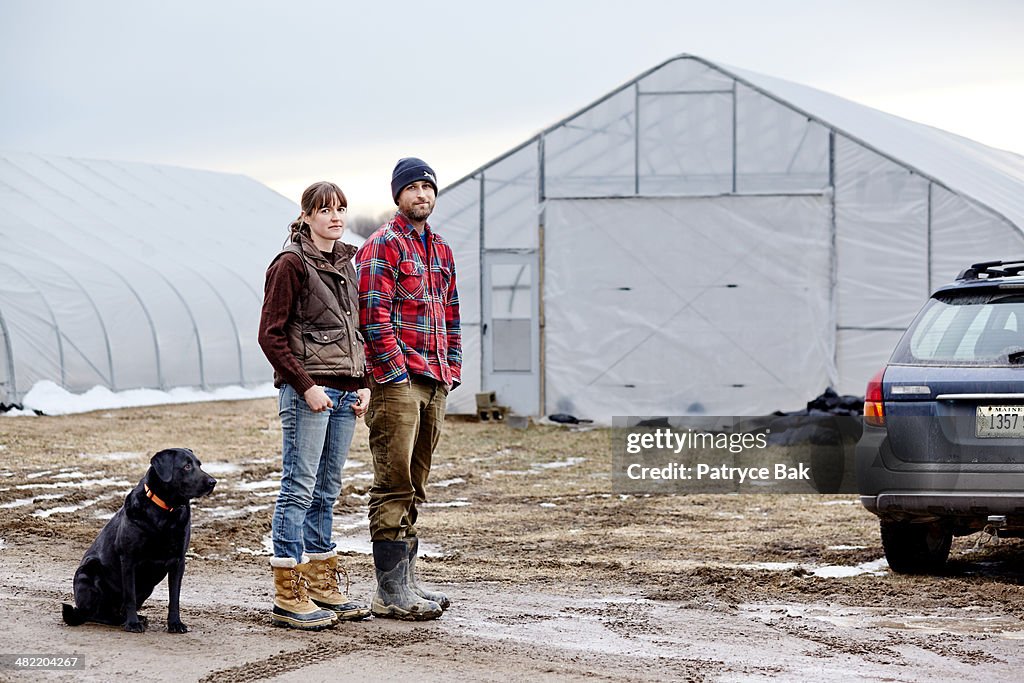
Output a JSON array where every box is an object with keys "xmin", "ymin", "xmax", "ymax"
[{"xmin": 880, "ymin": 521, "xmax": 952, "ymax": 574}]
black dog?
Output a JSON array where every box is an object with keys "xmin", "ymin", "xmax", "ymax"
[{"xmin": 62, "ymin": 448, "xmax": 216, "ymax": 633}]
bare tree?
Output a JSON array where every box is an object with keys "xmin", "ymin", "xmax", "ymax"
[{"xmin": 348, "ymin": 209, "xmax": 395, "ymax": 238}]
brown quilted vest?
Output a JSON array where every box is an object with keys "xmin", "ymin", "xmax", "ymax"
[{"xmin": 275, "ymin": 235, "xmax": 366, "ymax": 381}]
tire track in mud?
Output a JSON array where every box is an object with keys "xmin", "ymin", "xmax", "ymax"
[
  {"xmin": 198, "ymin": 641, "xmax": 358, "ymax": 683},
  {"xmin": 196, "ymin": 626, "xmax": 440, "ymax": 682},
  {"xmin": 771, "ymin": 622, "xmax": 905, "ymax": 665}
]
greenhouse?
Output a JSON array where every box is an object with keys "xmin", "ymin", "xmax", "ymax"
[
  {"xmin": 0, "ymin": 153, "xmax": 301, "ymax": 405},
  {"xmin": 432, "ymin": 54, "xmax": 1024, "ymax": 421}
]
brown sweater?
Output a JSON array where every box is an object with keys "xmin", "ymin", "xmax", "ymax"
[{"xmin": 258, "ymin": 251, "xmax": 367, "ymax": 394}]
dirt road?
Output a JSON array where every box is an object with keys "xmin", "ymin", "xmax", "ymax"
[{"xmin": 1, "ymin": 399, "xmax": 1023, "ymax": 681}]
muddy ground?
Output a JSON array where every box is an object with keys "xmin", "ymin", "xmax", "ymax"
[{"xmin": 1, "ymin": 399, "xmax": 1023, "ymax": 682}]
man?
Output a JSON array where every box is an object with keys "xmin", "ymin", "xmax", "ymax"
[{"xmin": 355, "ymin": 157, "xmax": 461, "ymax": 621}]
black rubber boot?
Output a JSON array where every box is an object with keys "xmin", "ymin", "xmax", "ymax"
[
  {"xmin": 405, "ymin": 536, "xmax": 450, "ymax": 610},
  {"xmin": 371, "ymin": 540, "xmax": 442, "ymax": 621}
]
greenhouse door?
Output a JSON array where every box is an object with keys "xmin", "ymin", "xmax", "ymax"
[{"xmin": 481, "ymin": 251, "xmax": 540, "ymax": 416}]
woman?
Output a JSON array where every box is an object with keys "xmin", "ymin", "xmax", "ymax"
[{"xmin": 257, "ymin": 181, "xmax": 370, "ymax": 630}]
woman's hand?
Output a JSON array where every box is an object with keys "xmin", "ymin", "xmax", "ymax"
[
  {"xmin": 303, "ymin": 385, "xmax": 334, "ymax": 412},
  {"xmin": 352, "ymin": 388, "xmax": 370, "ymax": 417}
]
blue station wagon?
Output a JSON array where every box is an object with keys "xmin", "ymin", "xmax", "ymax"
[{"xmin": 857, "ymin": 260, "xmax": 1024, "ymax": 573}]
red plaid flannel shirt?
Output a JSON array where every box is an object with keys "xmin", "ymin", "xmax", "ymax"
[{"xmin": 355, "ymin": 212, "xmax": 462, "ymax": 386}]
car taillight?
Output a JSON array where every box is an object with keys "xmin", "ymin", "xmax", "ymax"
[{"xmin": 864, "ymin": 367, "xmax": 885, "ymax": 427}]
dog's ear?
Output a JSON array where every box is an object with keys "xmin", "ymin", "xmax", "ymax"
[{"xmin": 150, "ymin": 449, "xmax": 177, "ymax": 484}]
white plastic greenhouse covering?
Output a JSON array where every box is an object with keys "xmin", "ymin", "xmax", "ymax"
[
  {"xmin": 430, "ymin": 54, "xmax": 1024, "ymax": 423},
  {"xmin": 0, "ymin": 153, "xmax": 363, "ymax": 405}
]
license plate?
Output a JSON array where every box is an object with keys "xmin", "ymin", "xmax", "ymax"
[{"xmin": 976, "ymin": 405, "xmax": 1024, "ymax": 437}]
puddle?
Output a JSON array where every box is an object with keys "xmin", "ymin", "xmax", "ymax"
[
  {"xmin": 878, "ymin": 613, "xmax": 1024, "ymax": 639},
  {"xmin": 742, "ymin": 602, "xmax": 1024, "ymax": 640},
  {"xmin": 333, "ymin": 512, "xmax": 366, "ymax": 531}
]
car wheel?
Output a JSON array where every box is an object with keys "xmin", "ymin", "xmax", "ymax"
[{"xmin": 879, "ymin": 521, "xmax": 952, "ymax": 574}]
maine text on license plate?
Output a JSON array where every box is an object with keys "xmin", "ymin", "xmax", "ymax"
[{"xmin": 976, "ymin": 405, "xmax": 1024, "ymax": 437}]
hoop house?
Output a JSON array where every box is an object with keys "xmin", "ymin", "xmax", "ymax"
[
  {"xmin": 0, "ymin": 153, "xmax": 301, "ymax": 404},
  {"xmin": 431, "ymin": 54, "xmax": 1024, "ymax": 422}
]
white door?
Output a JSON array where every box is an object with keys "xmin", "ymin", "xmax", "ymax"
[{"xmin": 481, "ymin": 251, "xmax": 540, "ymax": 415}]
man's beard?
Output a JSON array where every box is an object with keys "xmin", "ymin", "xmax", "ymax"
[{"xmin": 406, "ymin": 203, "xmax": 433, "ymax": 221}]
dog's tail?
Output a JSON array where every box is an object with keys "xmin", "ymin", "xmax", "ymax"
[{"xmin": 62, "ymin": 603, "xmax": 87, "ymax": 626}]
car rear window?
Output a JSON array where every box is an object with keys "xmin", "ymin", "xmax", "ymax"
[{"xmin": 891, "ymin": 291, "xmax": 1024, "ymax": 365}]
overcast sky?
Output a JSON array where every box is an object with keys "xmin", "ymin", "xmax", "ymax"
[{"xmin": 2, "ymin": 0, "xmax": 1022, "ymax": 215}]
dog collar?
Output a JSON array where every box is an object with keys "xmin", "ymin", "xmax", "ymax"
[{"xmin": 144, "ymin": 483, "xmax": 175, "ymax": 512}]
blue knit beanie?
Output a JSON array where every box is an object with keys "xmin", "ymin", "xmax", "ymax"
[{"xmin": 391, "ymin": 157, "xmax": 438, "ymax": 204}]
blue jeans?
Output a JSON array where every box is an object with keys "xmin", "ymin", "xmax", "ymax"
[{"xmin": 272, "ymin": 384, "xmax": 358, "ymax": 562}]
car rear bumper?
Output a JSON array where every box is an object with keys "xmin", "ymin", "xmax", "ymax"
[
  {"xmin": 857, "ymin": 425, "xmax": 1024, "ymax": 522},
  {"xmin": 861, "ymin": 492, "xmax": 1024, "ymax": 517}
]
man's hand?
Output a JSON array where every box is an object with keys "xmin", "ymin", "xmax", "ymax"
[
  {"xmin": 303, "ymin": 385, "xmax": 334, "ymax": 412},
  {"xmin": 353, "ymin": 388, "xmax": 370, "ymax": 417}
]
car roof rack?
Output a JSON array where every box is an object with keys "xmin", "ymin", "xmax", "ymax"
[{"xmin": 956, "ymin": 260, "xmax": 1024, "ymax": 281}]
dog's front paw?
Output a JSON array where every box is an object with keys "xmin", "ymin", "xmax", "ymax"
[
  {"xmin": 166, "ymin": 621, "xmax": 188, "ymax": 634},
  {"xmin": 123, "ymin": 619, "xmax": 146, "ymax": 633}
]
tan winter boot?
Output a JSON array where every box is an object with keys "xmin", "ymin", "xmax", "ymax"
[
  {"xmin": 405, "ymin": 536, "xmax": 450, "ymax": 610},
  {"xmin": 303, "ymin": 551, "xmax": 371, "ymax": 621},
  {"xmin": 270, "ymin": 557, "xmax": 338, "ymax": 630}
]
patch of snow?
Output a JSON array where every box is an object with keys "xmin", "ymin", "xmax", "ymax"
[
  {"xmin": 200, "ymin": 462, "xmax": 241, "ymax": 475},
  {"xmin": 235, "ymin": 479, "xmax": 280, "ymax": 491},
  {"xmin": 532, "ymin": 457, "xmax": 586, "ymax": 470},
  {"xmin": 5, "ymin": 380, "xmax": 277, "ymax": 417},
  {"xmin": 33, "ymin": 494, "xmax": 116, "ymax": 518},
  {"xmin": 79, "ymin": 452, "xmax": 144, "ymax": 462},
  {"xmin": 423, "ymin": 500, "xmax": 471, "ymax": 508},
  {"xmin": 431, "ymin": 477, "xmax": 466, "ymax": 488},
  {"xmin": 812, "ymin": 558, "xmax": 889, "ymax": 578},
  {"xmin": 538, "ymin": 502, "xmax": 558, "ymax": 508},
  {"xmin": 15, "ymin": 478, "xmax": 132, "ymax": 491},
  {"xmin": 0, "ymin": 493, "xmax": 66, "ymax": 509},
  {"xmin": 199, "ymin": 503, "xmax": 271, "ymax": 519}
]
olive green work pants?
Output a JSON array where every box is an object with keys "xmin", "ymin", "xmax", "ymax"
[{"xmin": 366, "ymin": 375, "xmax": 448, "ymax": 541}]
